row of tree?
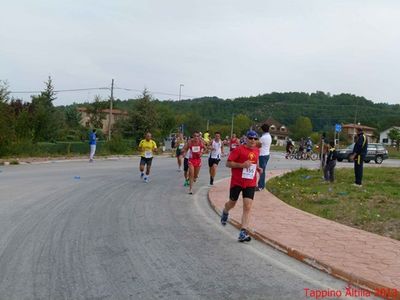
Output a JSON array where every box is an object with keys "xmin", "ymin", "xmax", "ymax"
[
  {"xmin": 1, "ymin": 77, "xmax": 400, "ymax": 157},
  {"xmin": 1, "ymin": 78, "xmax": 73, "ymax": 155}
]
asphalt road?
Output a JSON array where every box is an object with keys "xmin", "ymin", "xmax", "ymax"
[{"xmin": 0, "ymin": 153, "xmax": 387, "ymax": 299}]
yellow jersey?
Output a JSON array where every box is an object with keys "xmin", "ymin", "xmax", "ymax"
[
  {"xmin": 203, "ymin": 132, "xmax": 210, "ymax": 143},
  {"xmin": 139, "ymin": 139, "xmax": 157, "ymax": 158}
]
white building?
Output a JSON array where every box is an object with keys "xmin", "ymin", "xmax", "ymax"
[{"xmin": 379, "ymin": 126, "xmax": 400, "ymax": 145}]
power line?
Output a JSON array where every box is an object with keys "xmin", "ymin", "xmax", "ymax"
[
  {"xmin": 114, "ymin": 86, "xmax": 196, "ymax": 98},
  {"xmin": 9, "ymin": 86, "xmax": 198, "ymax": 99},
  {"xmin": 10, "ymin": 87, "xmax": 110, "ymax": 94}
]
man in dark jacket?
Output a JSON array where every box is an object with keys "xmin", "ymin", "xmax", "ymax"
[
  {"xmin": 350, "ymin": 128, "xmax": 368, "ymax": 186},
  {"xmin": 324, "ymin": 141, "xmax": 337, "ymax": 182}
]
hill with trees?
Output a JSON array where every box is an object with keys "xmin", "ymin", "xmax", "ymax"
[
  {"xmin": 1, "ymin": 77, "xmax": 400, "ymax": 157},
  {"xmin": 112, "ymin": 91, "xmax": 400, "ymax": 138}
]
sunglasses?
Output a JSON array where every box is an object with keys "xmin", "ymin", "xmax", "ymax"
[{"xmin": 247, "ymin": 137, "xmax": 258, "ymax": 140}]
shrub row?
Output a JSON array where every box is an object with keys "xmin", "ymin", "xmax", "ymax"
[{"xmin": 1, "ymin": 139, "xmax": 136, "ymax": 157}]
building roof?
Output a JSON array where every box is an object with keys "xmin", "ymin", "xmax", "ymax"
[
  {"xmin": 342, "ymin": 123, "xmax": 376, "ymax": 131},
  {"xmin": 257, "ymin": 117, "xmax": 289, "ymax": 136},
  {"xmin": 380, "ymin": 126, "xmax": 400, "ymax": 133},
  {"xmin": 262, "ymin": 117, "xmax": 283, "ymax": 128}
]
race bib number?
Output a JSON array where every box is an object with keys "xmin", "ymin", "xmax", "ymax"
[
  {"xmin": 144, "ymin": 151, "xmax": 153, "ymax": 158},
  {"xmin": 192, "ymin": 146, "xmax": 200, "ymax": 153},
  {"xmin": 231, "ymin": 144, "xmax": 236, "ymax": 149},
  {"xmin": 211, "ymin": 153, "xmax": 220, "ymax": 159},
  {"xmin": 242, "ymin": 164, "xmax": 257, "ymax": 179},
  {"xmin": 178, "ymin": 143, "xmax": 184, "ymax": 150}
]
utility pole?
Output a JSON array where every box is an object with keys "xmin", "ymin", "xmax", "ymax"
[
  {"xmin": 178, "ymin": 84, "xmax": 184, "ymax": 101},
  {"xmin": 108, "ymin": 79, "xmax": 114, "ymax": 141},
  {"xmin": 353, "ymin": 97, "xmax": 360, "ymax": 125}
]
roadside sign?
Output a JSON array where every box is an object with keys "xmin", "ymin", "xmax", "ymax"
[{"xmin": 335, "ymin": 124, "xmax": 342, "ymax": 133}]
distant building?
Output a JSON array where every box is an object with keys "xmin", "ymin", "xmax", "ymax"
[
  {"xmin": 341, "ymin": 123, "xmax": 376, "ymax": 143},
  {"xmin": 77, "ymin": 107, "xmax": 128, "ymax": 133},
  {"xmin": 379, "ymin": 126, "xmax": 400, "ymax": 145},
  {"xmin": 257, "ymin": 117, "xmax": 289, "ymax": 146}
]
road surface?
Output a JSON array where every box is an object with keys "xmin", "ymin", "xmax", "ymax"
[{"xmin": 0, "ymin": 154, "xmax": 384, "ymax": 299}]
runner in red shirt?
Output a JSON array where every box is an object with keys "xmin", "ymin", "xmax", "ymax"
[
  {"xmin": 183, "ymin": 131, "xmax": 204, "ymax": 195},
  {"xmin": 220, "ymin": 130, "xmax": 262, "ymax": 242},
  {"xmin": 229, "ymin": 133, "xmax": 240, "ymax": 152}
]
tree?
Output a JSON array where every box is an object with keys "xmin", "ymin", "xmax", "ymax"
[
  {"xmin": 182, "ymin": 112, "xmax": 204, "ymax": 136},
  {"xmin": 85, "ymin": 95, "xmax": 108, "ymax": 129},
  {"xmin": 0, "ymin": 81, "xmax": 13, "ymax": 155},
  {"xmin": 0, "ymin": 80, "xmax": 10, "ymax": 103},
  {"xmin": 14, "ymin": 109, "xmax": 33, "ymax": 140},
  {"xmin": 64, "ymin": 105, "xmax": 82, "ymax": 128},
  {"xmin": 30, "ymin": 76, "xmax": 61, "ymax": 142},
  {"xmin": 233, "ymin": 114, "xmax": 252, "ymax": 136},
  {"xmin": 157, "ymin": 106, "xmax": 177, "ymax": 138},
  {"xmin": 209, "ymin": 124, "xmax": 231, "ymax": 139},
  {"xmin": 388, "ymin": 128, "xmax": 400, "ymax": 151},
  {"xmin": 42, "ymin": 76, "xmax": 56, "ymax": 107},
  {"xmin": 290, "ymin": 116, "xmax": 313, "ymax": 141},
  {"xmin": 114, "ymin": 89, "xmax": 160, "ymax": 143},
  {"xmin": 130, "ymin": 89, "xmax": 160, "ymax": 140}
]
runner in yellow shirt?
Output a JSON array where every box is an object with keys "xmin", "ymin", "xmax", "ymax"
[
  {"xmin": 203, "ymin": 130, "xmax": 210, "ymax": 154},
  {"xmin": 203, "ymin": 130, "xmax": 210, "ymax": 144},
  {"xmin": 138, "ymin": 132, "xmax": 157, "ymax": 183}
]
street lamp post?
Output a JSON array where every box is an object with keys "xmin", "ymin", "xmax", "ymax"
[
  {"xmin": 108, "ymin": 79, "xmax": 114, "ymax": 141},
  {"xmin": 178, "ymin": 84, "xmax": 184, "ymax": 101}
]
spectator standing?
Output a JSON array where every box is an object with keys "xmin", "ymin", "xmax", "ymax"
[
  {"xmin": 89, "ymin": 129, "xmax": 97, "ymax": 162},
  {"xmin": 324, "ymin": 141, "xmax": 337, "ymax": 182},
  {"xmin": 350, "ymin": 128, "xmax": 368, "ymax": 187},
  {"xmin": 257, "ymin": 124, "xmax": 272, "ymax": 191}
]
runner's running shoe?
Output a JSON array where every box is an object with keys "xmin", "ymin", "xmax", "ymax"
[
  {"xmin": 238, "ymin": 229, "xmax": 251, "ymax": 242},
  {"xmin": 220, "ymin": 210, "xmax": 229, "ymax": 226}
]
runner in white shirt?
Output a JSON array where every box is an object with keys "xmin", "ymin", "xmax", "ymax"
[
  {"xmin": 257, "ymin": 124, "xmax": 272, "ymax": 191},
  {"xmin": 208, "ymin": 132, "xmax": 224, "ymax": 186}
]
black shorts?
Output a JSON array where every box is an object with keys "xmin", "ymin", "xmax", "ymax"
[
  {"xmin": 229, "ymin": 186, "xmax": 256, "ymax": 201},
  {"xmin": 176, "ymin": 148, "xmax": 183, "ymax": 157},
  {"xmin": 208, "ymin": 158, "xmax": 220, "ymax": 167},
  {"xmin": 140, "ymin": 157, "xmax": 153, "ymax": 166},
  {"xmin": 184, "ymin": 158, "xmax": 189, "ymax": 172}
]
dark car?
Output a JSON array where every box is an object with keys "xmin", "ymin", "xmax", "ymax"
[{"xmin": 337, "ymin": 143, "xmax": 389, "ymax": 164}]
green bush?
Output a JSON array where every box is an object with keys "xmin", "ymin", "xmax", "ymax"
[
  {"xmin": 0, "ymin": 138, "xmax": 136, "ymax": 157},
  {"xmin": 7, "ymin": 140, "xmax": 40, "ymax": 156},
  {"xmin": 104, "ymin": 138, "xmax": 130, "ymax": 154}
]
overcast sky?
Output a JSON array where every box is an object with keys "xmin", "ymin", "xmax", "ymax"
[{"xmin": 1, "ymin": 0, "xmax": 400, "ymax": 106}]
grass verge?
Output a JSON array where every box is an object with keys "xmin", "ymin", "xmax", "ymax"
[
  {"xmin": 267, "ymin": 167, "xmax": 400, "ymax": 240},
  {"xmin": 388, "ymin": 147, "xmax": 400, "ymax": 159}
]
